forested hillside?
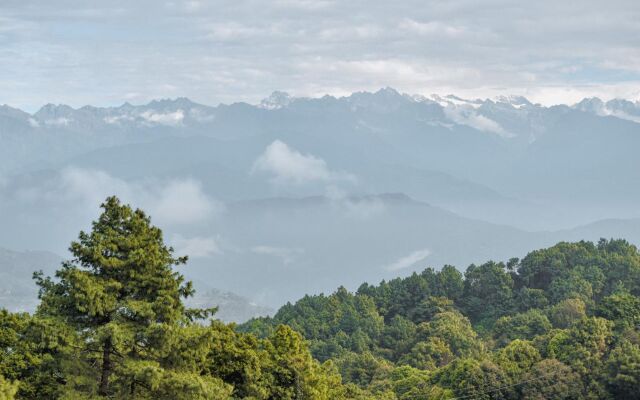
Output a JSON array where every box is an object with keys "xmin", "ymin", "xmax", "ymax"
[
  {"xmin": 1, "ymin": 197, "xmax": 639, "ymax": 399},
  {"xmin": 0, "ymin": 198, "xmax": 353, "ymax": 399},
  {"xmin": 3, "ymin": 90, "xmax": 640, "ymax": 313},
  {"xmin": 241, "ymin": 239, "xmax": 640, "ymax": 399}
]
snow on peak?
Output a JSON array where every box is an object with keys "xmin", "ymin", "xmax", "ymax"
[
  {"xmin": 494, "ymin": 95, "xmax": 533, "ymax": 109},
  {"xmin": 574, "ymin": 97, "xmax": 640, "ymax": 124},
  {"xmin": 259, "ymin": 91, "xmax": 293, "ymax": 110},
  {"xmin": 428, "ymin": 94, "xmax": 483, "ymax": 109}
]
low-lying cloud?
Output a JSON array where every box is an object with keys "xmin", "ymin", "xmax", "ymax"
[
  {"xmin": 139, "ymin": 109, "xmax": 185, "ymax": 126},
  {"xmin": 385, "ymin": 248, "xmax": 431, "ymax": 271},
  {"xmin": 252, "ymin": 140, "xmax": 355, "ymax": 184},
  {"xmin": 171, "ymin": 234, "xmax": 222, "ymax": 258},
  {"xmin": 443, "ymin": 106, "xmax": 511, "ymax": 137},
  {"xmin": 153, "ymin": 180, "xmax": 220, "ymax": 225},
  {"xmin": 326, "ymin": 186, "xmax": 386, "ymax": 219},
  {"xmin": 13, "ymin": 167, "xmax": 223, "ymax": 227}
]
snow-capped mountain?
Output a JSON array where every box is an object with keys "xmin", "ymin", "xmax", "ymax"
[
  {"xmin": 1, "ymin": 88, "xmax": 640, "ymax": 310},
  {"xmin": 1, "ymin": 88, "xmax": 639, "ymax": 230},
  {"xmin": 3, "ymin": 88, "xmax": 638, "ymax": 142},
  {"xmin": 574, "ymin": 97, "xmax": 640, "ymax": 123}
]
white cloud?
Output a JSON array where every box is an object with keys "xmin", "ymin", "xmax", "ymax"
[
  {"xmin": 318, "ymin": 25, "xmax": 381, "ymax": 41},
  {"xmin": 252, "ymin": 140, "xmax": 354, "ymax": 184},
  {"xmin": 171, "ymin": 234, "xmax": 222, "ymax": 258},
  {"xmin": 385, "ymin": 248, "xmax": 431, "ymax": 271},
  {"xmin": 521, "ymin": 84, "xmax": 640, "ymax": 107},
  {"xmin": 443, "ymin": 106, "xmax": 512, "ymax": 137},
  {"xmin": 204, "ymin": 22, "xmax": 264, "ymax": 41},
  {"xmin": 139, "ymin": 109, "xmax": 184, "ymax": 126},
  {"xmin": 56, "ymin": 167, "xmax": 134, "ymax": 206},
  {"xmin": 605, "ymin": 110, "xmax": 640, "ymax": 124},
  {"xmin": 399, "ymin": 18, "xmax": 465, "ymax": 38},
  {"xmin": 152, "ymin": 180, "xmax": 221, "ymax": 225},
  {"xmin": 183, "ymin": 1, "xmax": 203, "ymax": 13},
  {"xmin": 22, "ymin": 167, "xmax": 222, "ymax": 226},
  {"xmin": 103, "ymin": 114, "xmax": 134, "ymax": 124},
  {"xmin": 44, "ymin": 117, "xmax": 71, "ymax": 126},
  {"xmin": 251, "ymin": 245, "xmax": 304, "ymax": 265},
  {"xmin": 2, "ymin": 1, "xmax": 640, "ymax": 111},
  {"xmin": 576, "ymin": 99, "xmax": 640, "ymax": 124},
  {"xmin": 325, "ymin": 186, "xmax": 386, "ymax": 219}
]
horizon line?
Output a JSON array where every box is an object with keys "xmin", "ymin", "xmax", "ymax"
[{"xmin": 3, "ymin": 87, "xmax": 640, "ymax": 114}]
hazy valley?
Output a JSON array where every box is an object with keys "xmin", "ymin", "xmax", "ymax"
[{"xmin": 2, "ymin": 89, "xmax": 640, "ymax": 317}]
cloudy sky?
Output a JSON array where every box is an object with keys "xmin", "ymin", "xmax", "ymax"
[{"xmin": 1, "ymin": 0, "xmax": 639, "ymax": 110}]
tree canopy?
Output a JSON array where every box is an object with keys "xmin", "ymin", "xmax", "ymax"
[
  {"xmin": 1, "ymin": 197, "xmax": 350, "ymax": 399},
  {"xmin": 1, "ymin": 197, "xmax": 640, "ymax": 399},
  {"xmin": 242, "ymin": 239, "xmax": 640, "ymax": 399}
]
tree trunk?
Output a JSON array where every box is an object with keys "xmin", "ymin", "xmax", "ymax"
[{"xmin": 98, "ymin": 337, "xmax": 112, "ymax": 396}]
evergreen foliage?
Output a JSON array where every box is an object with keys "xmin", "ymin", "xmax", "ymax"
[
  {"xmin": 1, "ymin": 197, "xmax": 348, "ymax": 399},
  {"xmin": 242, "ymin": 239, "xmax": 640, "ymax": 399},
  {"xmin": 1, "ymin": 197, "xmax": 640, "ymax": 398}
]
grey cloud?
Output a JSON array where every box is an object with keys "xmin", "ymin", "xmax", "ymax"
[
  {"xmin": 250, "ymin": 246, "xmax": 304, "ymax": 265},
  {"xmin": 10, "ymin": 167, "xmax": 224, "ymax": 227},
  {"xmin": 1, "ymin": 0, "xmax": 639, "ymax": 110}
]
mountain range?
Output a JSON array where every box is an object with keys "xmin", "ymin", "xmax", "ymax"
[
  {"xmin": 2, "ymin": 89, "xmax": 639, "ymax": 228},
  {"xmin": 1, "ymin": 88, "xmax": 639, "ymax": 318}
]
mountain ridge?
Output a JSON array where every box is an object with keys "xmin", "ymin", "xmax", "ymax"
[{"xmin": 3, "ymin": 88, "xmax": 640, "ymax": 128}]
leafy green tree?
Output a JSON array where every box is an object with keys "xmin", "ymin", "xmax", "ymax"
[
  {"xmin": 341, "ymin": 383, "xmax": 394, "ymax": 400},
  {"xmin": 492, "ymin": 309, "xmax": 551, "ymax": 347},
  {"xmin": 548, "ymin": 269, "xmax": 594, "ymax": 304},
  {"xmin": 596, "ymin": 291, "xmax": 640, "ymax": 329},
  {"xmin": 0, "ymin": 310, "xmax": 79, "ymax": 399},
  {"xmin": 596, "ymin": 239, "xmax": 640, "ymax": 296},
  {"xmin": 514, "ymin": 287, "xmax": 549, "ymax": 312},
  {"xmin": 399, "ymin": 337, "xmax": 453, "ymax": 370},
  {"xmin": 334, "ymin": 351, "xmax": 393, "ymax": 387},
  {"xmin": 550, "ymin": 298, "xmax": 587, "ymax": 328},
  {"xmin": 435, "ymin": 265, "xmax": 464, "ymax": 301},
  {"xmin": 261, "ymin": 287, "xmax": 383, "ymax": 360},
  {"xmin": 230, "ymin": 239, "xmax": 640, "ymax": 400},
  {"xmin": 518, "ymin": 239, "xmax": 640, "ymax": 298},
  {"xmin": 0, "ymin": 311, "xmax": 31, "ymax": 388},
  {"xmin": 517, "ymin": 241, "xmax": 598, "ymax": 291},
  {"xmin": 379, "ymin": 316, "xmax": 416, "ymax": 361},
  {"xmin": 203, "ymin": 320, "xmax": 271, "ymax": 398},
  {"xmin": 0, "ymin": 375, "xmax": 18, "ymax": 400},
  {"xmin": 263, "ymin": 325, "xmax": 346, "ymax": 400},
  {"xmin": 519, "ymin": 359, "xmax": 582, "ymax": 400},
  {"xmin": 605, "ymin": 340, "xmax": 640, "ymax": 399},
  {"xmin": 433, "ymin": 358, "xmax": 511, "ymax": 400},
  {"xmin": 410, "ymin": 297, "xmax": 455, "ymax": 323},
  {"xmin": 494, "ymin": 340, "xmax": 540, "ymax": 379},
  {"xmin": 548, "ymin": 317, "xmax": 613, "ymax": 397},
  {"xmin": 462, "ymin": 261, "xmax": 514, "ymax": 324},
  {"xmin": 386, "ymin": 365, "xmax": 431, "ymax": 400},
  {"xmin": 33, "ymin": 197, "xmax": 220, "ymax": 398},
  {"xmin": 417, "ymin": 311, "xmax": 482, "ymax": 358}
]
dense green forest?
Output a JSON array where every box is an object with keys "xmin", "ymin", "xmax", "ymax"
[
  {"xmin": 240, "ymin": 239, "xmax": 640, "ymax": 399},
  {"xmin": 1, "ymin": 198, "xmax": 640, "ymax": 399}
]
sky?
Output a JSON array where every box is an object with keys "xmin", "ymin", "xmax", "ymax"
[{"xmin": 1, "ymin": 0, "xmax": 639, "ymax": 111}]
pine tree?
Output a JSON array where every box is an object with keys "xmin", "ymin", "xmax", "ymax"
[{"xmin": 34, "ymin": 196, "xmax": 217, "ymax": 397}]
